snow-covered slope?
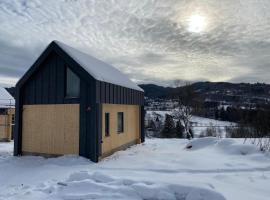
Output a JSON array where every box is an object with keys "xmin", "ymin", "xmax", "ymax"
[
  {"xmin": 147, "ymin": 110, "xmax": 235, "ymax": 137},
  {"xmin": 55, "ymin": 41, "xmax": 143, "ymax": 92},
  {"xmin": 0, "ymin": 87, "xmax": 15, "ymax": 108},
  {"xmin": 0, "ymin": 138, "xmax": 269, "ymax": 200}
]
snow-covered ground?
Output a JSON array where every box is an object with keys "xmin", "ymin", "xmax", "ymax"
[
  {"xmin": 0, "ymin": 138, "xmax": 269, "ymax": 200},
  {"xmin": 146, "ymin": 110, "xmax": 235, "ymax": 137},
  {"xmin": 191, "ymin": 116, "xmax": 236, "ymax": 137}
]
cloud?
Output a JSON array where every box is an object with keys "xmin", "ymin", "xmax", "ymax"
[{"xmin": 0, "ymin": 0, "xmax": 270, "ymax": 86}]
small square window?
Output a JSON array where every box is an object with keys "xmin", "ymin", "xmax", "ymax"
[
  {"xmin": 117, "ymin": 112, "xmax": 124, "ymax": 133},
  {"xmin": 66, "ymin": 67, "xmax": 80, "ymax": 98},
  {"xmin": 105, "ymin": 113, "xmax": 110, "ymax": 137}
]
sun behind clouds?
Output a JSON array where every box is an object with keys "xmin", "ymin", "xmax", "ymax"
[{"xmin": 187, "ymin": 14, "xmax": 207, "ymax": 33}]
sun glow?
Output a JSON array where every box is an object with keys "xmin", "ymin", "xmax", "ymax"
[{"xmin": 187, "ymin": 14, "xmax": 207, "ymax": 33}]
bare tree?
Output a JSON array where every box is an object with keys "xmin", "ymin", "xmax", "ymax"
[{"xmin": 172, "ymin": 81, "xmax": 198, "ymax": 139}]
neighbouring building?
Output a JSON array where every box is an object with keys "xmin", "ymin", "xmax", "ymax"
[
  {"xmin": 14, "ymin": 41, "xmax": 144, "ymax": 162},
  {"xmin": 0, "ymin": 87, "xmax": 15, "ymax": 141}
]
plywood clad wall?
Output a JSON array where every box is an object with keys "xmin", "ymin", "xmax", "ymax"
[
  {"xmin": 6, "ymin": 108, "xmax": 15, "ymax": 141},
  {"xmin": 0, "ymin": 115, "xmax": 7, "ymax": 139},
  {"xmin": 0, "ymin": 109, "xmax": 14, "ymax": 141},
  {"xmin": 22, "ymin": 104, "xmax": 79, "ymax": 155},
  {"xmin": 101, "ymin": 104, "xmax": 140, "ymax": 156}
]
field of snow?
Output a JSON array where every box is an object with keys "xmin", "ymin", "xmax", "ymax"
[
  {"xmin": 0, "ymin": 138, "xmax": 269, "ymax": 200},
  {"xmin": 146, "ymin": 111, "xmax": 236, "ymax": 137}
]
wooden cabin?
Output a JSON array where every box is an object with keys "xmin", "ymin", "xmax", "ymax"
[
  {"xmin": 14, "ymin": 41, "xmax": 144, "ymax": 162},
  {"xmin": 0, "ymin": 87, "xmax": 15, "ymax": 142}
]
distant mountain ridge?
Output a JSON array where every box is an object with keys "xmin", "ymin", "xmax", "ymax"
[{"xmin": 139, "ymin": 82, "xmax": 270, "ymax": 106}]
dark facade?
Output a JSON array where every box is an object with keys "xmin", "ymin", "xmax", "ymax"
[{"xmin": 14, "ymin": 41, "xmax": 144, "ymax": 162}]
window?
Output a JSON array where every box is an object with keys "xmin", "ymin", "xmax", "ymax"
[
  {"xmin": 117, "ymin": 112, "xmax": 124, "ymax": 133},
  {"xmin": 105, "ymin": 113, "xmax": 110, "ymax": 137},
  {"xmin": 66, "ymin": 67, "xmax": 80, "ymax": 98}
]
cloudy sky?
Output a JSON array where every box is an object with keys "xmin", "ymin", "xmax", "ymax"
[{"xmin": 0, "ymin": 0, "xmax": 270, "ymax": 87}]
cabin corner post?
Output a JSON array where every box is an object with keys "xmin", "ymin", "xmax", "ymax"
[
  {"xmin": 79, "ymin": 98, "xmax": 87, "ymax": 158},
  {"xmin": 14, "ymin": 87, "xmax": 22, "ymax": 156},
  {"xmin": 96, "ymin": 103, "xmax": 102, "ymax": 161}
]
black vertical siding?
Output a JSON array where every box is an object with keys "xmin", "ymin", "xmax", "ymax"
[
  {"xmin": 96, "ymin": 81, "xmax": 100, "ymax": 103},
  {"xmin": 56, "ymin": 57, "xmax": 64, "ymax": 103},
  {"xmin": 21, "ymin": 52, "xmax": 80, "ymax": 105},
  {"xmin": 79, "ymin": 81, "xmax": 87, "ymax": 157},
  {"xmin": 96, "ymin": 103, "xmax": 102, "ymax": 157},
  {"xmin": 109, "ymin": 84, "xmax": 113, "ymax": 103},
  {"xmin": 79, "ymin": 80, "xmax": 99, "ymax": 162},
  {"xmin": 105, "ymin": 83, "xmax": 109, "ymax": 103},
  {"xmin": 13, "ymin": 88, "xmax": 22, "ymax": 156},
  {"xmin": 100, "ymin": 82, "xmax": 105, "ymax": 103},
  {"xmin": 113, "ymin": 85, "xmax": 117, "ymax": 104},
  {"xmin": 95, "ymin": 81, "xmax": 143, "ymax": 105}
]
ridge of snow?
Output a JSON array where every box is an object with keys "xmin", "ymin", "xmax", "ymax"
[
  {"xmin": 54, "ymin": 41, "xmax": 143, "ymax": 92},
  {"xmin": 0, "ymin": 87, "xmax": 15, "ymax": 108}
]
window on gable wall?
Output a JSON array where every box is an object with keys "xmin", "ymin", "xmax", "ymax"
[{"xmin": 66, "ymin": 67, "xmax": 80, "ymax": 98}]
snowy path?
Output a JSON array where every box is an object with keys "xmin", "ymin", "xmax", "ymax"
[{"xmin": 0, "ymin": 138, "xmax": 269, "ymax": 200}]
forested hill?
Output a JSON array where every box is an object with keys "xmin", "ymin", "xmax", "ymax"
[
  {"xmin": 139, "ymin": 82, "xmax": 270, "ymax": 105},
  {"xmin": 138, "ymin": 84, "xmax": 173, "ymax": 98}
]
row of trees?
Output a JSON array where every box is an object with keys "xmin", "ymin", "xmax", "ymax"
[
  {"xmin": 215, "ymin": 107, "xmax": 270, "ymax": 138},
  {"xmin": 162, "ymin": 114, "xmax": 194, "ymax": 139},
  {"xmin": 147, "ymin": 114, "xmax": 194, "ymax": 139}
]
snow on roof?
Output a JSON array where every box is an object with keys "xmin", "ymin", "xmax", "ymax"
[
  {"xmin": 0, "ymin": 87, "xmax": 15, "ymax": 108},
  {"xmin": 55, "ymin": 41, "xmax": 143, "ymax": 92}
]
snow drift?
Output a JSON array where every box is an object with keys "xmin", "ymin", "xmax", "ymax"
[
  {"xmin": 1, "ymin": 138, "xmax": 270, "ymax": 200},
  {"xmin": 37, "ymin": 171, "xmax": 226, "ymax": 200},
  {"xmin": 186, "ymin": 137, "xmax": 259, "ymax": 156}
]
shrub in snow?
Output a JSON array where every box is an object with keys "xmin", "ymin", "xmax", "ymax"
[
  {"xmin": 199, "ymin": 131, "xmax": 205, "ymax": 138},
  {"xmin": 225, "ymin": 124, "xmax": 250, "ymax": 138},
  {"xmin": 147, "ymin": 119, "xmax": 164, "ymax": 138},
  {"xmin": 175, "ymin": 120, "xmax": 184, "ymax": 138},
  {"xmin": 148, "ymin": 120, "xmax": 156, "ymax": 130},
  {"xmin": 188, "ymin": 128, "xmax": 194, "ymax": 139},
  {"xmin": 199, "ymin": 124, "xmax": 221, "ymax": 138},
  {"xmin": 205, "ymin": 126, "xmax": 217, "ymax": 137},
  {"xmin": 161, "ymin": 114, "xmax": 176, "ymax": 138}
]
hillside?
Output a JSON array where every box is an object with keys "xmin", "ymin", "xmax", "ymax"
[{"xmin": 140, "ymin": 82, "xmax": 270, "ymax": 106}]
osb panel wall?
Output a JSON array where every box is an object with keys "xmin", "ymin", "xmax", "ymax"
[
  {"xmin": 0, "ymin": 115, "xmax": 7, "ymax": 140},
  {"xmin": 6, "ymin": 108, "xmax": 15, "ymax": 141},
  {"xmin": 22, "ymin": 104, "xmax": 79, "ymax": 155},
  {"xmin": 101, "ymin": 104, "xmax": 140, "ymax": 156},
  {"xmin": 7, "ymin": 108, "xmax": 15, "ymax": 115}
]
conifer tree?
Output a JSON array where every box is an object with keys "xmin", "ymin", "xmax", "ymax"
[
  {"xmin": 161, "ymin": 114, "xmax": 175, "ymax": 138},
  {"xmin": 175, "ymin": 120, "xmax": 184, "ymax": 138}
]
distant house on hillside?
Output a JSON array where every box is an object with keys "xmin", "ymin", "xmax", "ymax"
[
  {"xmin": 0, "ymin": 87, "xmax": 15, "ymax": 141},
  {"xmin": 14, "ymin": 41, "xmax": 144, "ymax": 162}
]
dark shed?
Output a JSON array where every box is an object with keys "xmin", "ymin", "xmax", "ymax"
[{"xmin": 14, "ymin": 41, "xmax": 144, "ymax": 162}]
